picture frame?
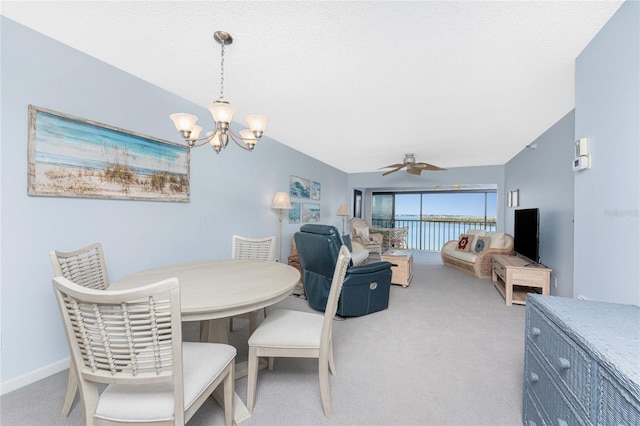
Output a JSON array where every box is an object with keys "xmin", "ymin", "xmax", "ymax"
[
  {"xmin": 507, "ymin": 189, "xmax": 519, "ymax": 208},
  {"xmin": 311, "ymin": 180, "xmax": 321, "ymax": 200},
  {"xmin": 301, "ymin": 203, "xmax": 321, "ymax": 223},
  {"xmin": 289, "ymin": 202, "xmax": 301, "ymax": 224},
  {"xmin": 289, "ymin": 175, "xmax": 310, "ymax": 198},
  {"xmin": 27, "ymin": 105, "xmax": 189, "ymax": 202}
]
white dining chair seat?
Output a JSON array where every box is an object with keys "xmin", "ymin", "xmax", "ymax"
[
  {"xmin": 96, "ymin": 342, "xmax": 236, "ymax": 423},
  {"xmin": 248, "ymin": 309, "xmax": 323, "ymax": 348}
]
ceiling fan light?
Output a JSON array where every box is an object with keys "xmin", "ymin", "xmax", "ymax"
[{"xmin": 208, "ymin": 100, "xmax": 235, "ymax": 124}]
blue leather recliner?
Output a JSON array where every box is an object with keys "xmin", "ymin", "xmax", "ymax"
[{"xmin": 294, "ymin": 224, "xmax": 393, "ymax": 317}]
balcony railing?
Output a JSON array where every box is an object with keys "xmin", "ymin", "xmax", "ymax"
[{"xmin": 371, "ymin": 217, "xmax": 497, "ymax": 251}]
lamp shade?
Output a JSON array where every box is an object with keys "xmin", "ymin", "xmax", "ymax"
[
  {"xmin": 337, "ymin": 204, "xmax": 349, "ymax": 216},
  {"xmin": 272, "ymin": 192, "xmax": 292, "ymax": 210}
]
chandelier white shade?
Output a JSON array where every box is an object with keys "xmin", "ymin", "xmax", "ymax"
[{"xmin": 169, "ymin": 31, "xmax": 267, "ymax": 154}]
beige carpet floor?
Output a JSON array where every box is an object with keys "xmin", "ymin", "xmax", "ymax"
[{"xmin": 1, "ymin": 251, "xmax": 526, "ymax": 425}]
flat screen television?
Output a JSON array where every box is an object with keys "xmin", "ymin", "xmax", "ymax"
[{"xmin": 513, "ymin": 208, "xmax": 539, "ymax": 264}]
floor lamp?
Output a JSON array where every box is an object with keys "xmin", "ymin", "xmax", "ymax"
[
  {"xmin": 272, "ymin": 192, "xmax": 292, "ymax": 262},
  {"xmin": 337, "ymin": 204, "xmax": 350, "ymax": 235}
]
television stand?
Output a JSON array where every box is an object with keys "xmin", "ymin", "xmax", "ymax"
[{"xmin": 492, "ymin": 255, "xmax": 551, "ymax": 306}]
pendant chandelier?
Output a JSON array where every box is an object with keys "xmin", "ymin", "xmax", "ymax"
[{"xmin": 169, "ymin": 31, "xmax": 267, "ymax": 153}]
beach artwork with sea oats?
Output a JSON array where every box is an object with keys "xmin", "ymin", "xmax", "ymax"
[{"xmin": 27, "ymin": 105, "xmax": 189, "ymax": 202}]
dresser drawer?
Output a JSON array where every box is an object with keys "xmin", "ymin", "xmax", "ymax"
[
  {"xmin": 597, "ymin": 369, "xmax": 640, "ymax": 425},
  {"xmin": 511, "ymin": 268, "xmax": 548, "ymax": 287},
  {"xmin": 524, "ymin": 388, "xmax": 551, "ymax": 426},
  {"xmin": 524, "ymin": 347, "xmax": 586, "ymax": 426},
  {"xmin": 527, "ymin": 306, "xmax": 595, "ymax": 417}
]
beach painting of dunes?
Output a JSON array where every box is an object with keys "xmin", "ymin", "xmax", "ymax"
[{"xmin": 27, "ymin": 105, "xmax": 189, "ymax": 202}]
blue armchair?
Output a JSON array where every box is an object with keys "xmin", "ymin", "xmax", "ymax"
[{"xmin": 294, "ymin": 224, "xmax": 392, "ymax": 317}]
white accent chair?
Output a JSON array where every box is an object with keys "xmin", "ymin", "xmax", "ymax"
[
  {"xmin": 246, "ymin": 245, "xmax": 351, "ymax": 418},
  {"xmin": 49, "ymin": 243, "xmax": 109, "ymax": 419},
  {"xmin": 228, "ymin": 235, "xmax": 276, "ymax": 333},
  {"xmin": 348, "ymin": 218, "xmax": 383, "ymax": 255},
  {"xmin": 52, "ymin": 275, "xmax": 236, "ymax": 426}
]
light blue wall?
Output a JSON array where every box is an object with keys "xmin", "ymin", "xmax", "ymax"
[
  {"xmin": 574, "ymin": 1, "xmax": 639, "ymax": 305},
  {"xmin": 505, "ymin": 111, "xmax": 575, "ymax": 298},
  {"xmin": 0, "ymin": 18, "xmax": 347, "ymax": 388},
  {"xmin": 348, "ymin": 165, "xmax": 506, "ymax": 231}
]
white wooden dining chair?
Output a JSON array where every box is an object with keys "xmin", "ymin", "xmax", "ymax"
[
  {"xmin": 52, "ymin": 275, "xmax": 236, "ymax": 426},
  {"xmin": 50, "ymin": 242, "xmax": 109, "ymax": 419},
  {"xmin": 246, "ymin": 245, "xmax": 351, "ymax": 419},
  {"xmin": 228, "ymin": 234, "xmax": 276, "ymax": 332}
]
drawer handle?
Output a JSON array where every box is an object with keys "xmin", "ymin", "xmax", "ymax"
[
  {"xmin": 557, "ymin": 419, "xmax": 568, "ymax": 426},
  {"xmin": 529, "ymin": 372, "xmax": 539, "ymax": 383},
  {"xmin": 531, "ymin": 327, "xmax": 541, "ymax": 337},
  {"xmin": 558, "ymin": 358, "xmax": 571, "ymax": 370},
  {"xmin": 528, "ymin": 421, "xmax": 537, "ymax": 426},
  {"xmin": 369, "ymin": 282, "xmax": 377, "ymax": 290}
]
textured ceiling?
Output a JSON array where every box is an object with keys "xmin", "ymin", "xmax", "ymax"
[{"xmin": 1, "ymin": 1, "xmax": 623, "ymax": 173}]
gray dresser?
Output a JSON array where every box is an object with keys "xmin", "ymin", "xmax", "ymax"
[{"xmin": 523, "ymin": 295, "xmax": 640, "ymax": 425}]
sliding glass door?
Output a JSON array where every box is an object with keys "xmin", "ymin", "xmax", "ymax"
[{"xmin": 372, "ymin": 190, "xmax": 497, "ymax": 250}]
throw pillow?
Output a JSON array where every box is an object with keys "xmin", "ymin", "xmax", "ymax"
[
  {"xmin": 473, "ymin": 236, "xmax": 491, "ymax": 254},
  {"xmin": 456, "ymin": 234, "xmax": 472, "ymax": 252},
  {"xmin": 487, "ymin": 232, "xmax": 506, "ymax": 249},
  {"xmin": 355, "ymin": 225, "xmax": 369, "ymax": 242}
]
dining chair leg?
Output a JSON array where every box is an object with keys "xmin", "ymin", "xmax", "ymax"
[
  {"xmin": 247, "ymin": 346, "xmax": 259, "ymax": 412},
  {"xmin": 318, "ymin": 354, "xmax": 333, "ymax": 419},
  {"xmin": 59, "ymin": 366, "xmax": 77, "ymax": 419},
  {"xmin": 223, "ymin": 363, "xmax": 235, "ymax": 426}
]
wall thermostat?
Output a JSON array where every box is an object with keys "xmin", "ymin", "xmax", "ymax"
[
  {"xmin": 575, "ymin": 138, "xmax": 589, "ymax": 157},
  {"xmin": 573, "ymin": 155, "xmax": 591, "ymax": 171}
]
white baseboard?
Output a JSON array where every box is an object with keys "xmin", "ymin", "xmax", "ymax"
[{"xmin": 1, "ymin": 357, "xmax": 69, "ymax": 395}]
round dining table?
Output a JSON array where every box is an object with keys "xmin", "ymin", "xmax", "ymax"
[
  {"xmin": 111, "ymin": 258, "xmax": 300, "ymax": 424},
  {"xmin": 112, "ymin": 258, "xmax": 301, "ymax": 343}
]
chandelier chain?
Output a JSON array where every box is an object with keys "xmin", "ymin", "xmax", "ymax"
[{"xmin": 219, "ymin": 41, "xmax": 225, "ymax": 100}]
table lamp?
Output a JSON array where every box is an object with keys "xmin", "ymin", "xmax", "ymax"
[
  {"xmin": 272, "ymin": 192, "xmax": 292, "ymax": 262},
  {"xmin": 337, "ymin": 204, "xmax": 350, "ymax": 235}
]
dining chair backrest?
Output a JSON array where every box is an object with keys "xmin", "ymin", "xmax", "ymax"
[
  {"xmin": 231, "ymin": 235, "xmax": 276, "ymax": 262},
  {"xmin": 50, "ymin": 243, "xmax": 109, "ymax": 290},
  {"xmin": 52, "ymin": 276, "xmax": 186, "ymax": 423},
  {"xmin": 321, "ymin": 245, "xmax": 351, "ymax": 343}
]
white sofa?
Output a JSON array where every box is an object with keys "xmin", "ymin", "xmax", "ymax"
[{"xmin": 441, "ymin": 230, "xmax": 514, "ymax": 279}]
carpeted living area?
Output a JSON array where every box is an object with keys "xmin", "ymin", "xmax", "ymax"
[{"xmin": 1, "ymin": 251, "xmax": 526, "ymax": 425}]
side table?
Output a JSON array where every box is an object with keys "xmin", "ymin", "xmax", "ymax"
[{"xmin": 380, "ymin": 250, "xmax": 413, "ymax": 287}]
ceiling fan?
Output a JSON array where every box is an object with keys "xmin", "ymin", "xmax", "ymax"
[{"xmin": 379, "ymin": 153, "xmax": 445, "ymax": 176}]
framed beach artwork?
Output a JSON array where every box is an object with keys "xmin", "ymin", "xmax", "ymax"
[
  {"xmin": 27, "ymin": 105, "xmax": 190, "ymax": 202},
  {"xmin": 301, "ymin": 203, "xmax": 321, "ymax": 223},
  {"xmin": 289, "ymin": 202, "xmax": 301, "ymax": 224},
  {"xmin": 311, "ymin": 180, "xmax": 321, "ymax": 200},
  {"xmin": 289, "ymin": 175, "xmax": 310, "ymax": 199}
]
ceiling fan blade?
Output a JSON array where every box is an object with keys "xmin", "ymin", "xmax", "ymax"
[
  {"xmin": 381, "ymin": 165, "xmax": 405, "ymax": 176},
  {"xmin": 414, "ymin": 162, "xmax": 446, "ymax": 171},
  {"xmin": 406, "ymin": 167, "xmax": 422, "ymax": 175},
  {"xmin": 378, "ymin": 163, "xmax": 403, "ymax": 170}
]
